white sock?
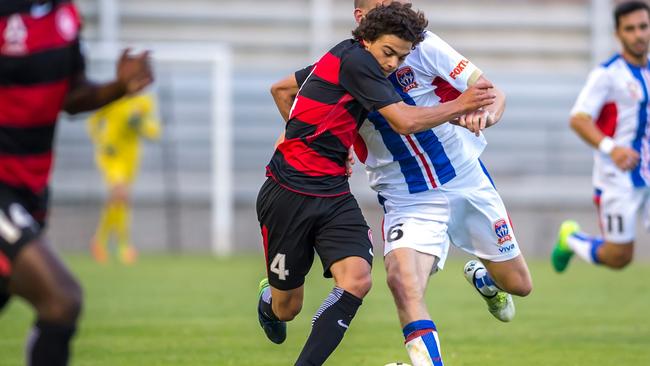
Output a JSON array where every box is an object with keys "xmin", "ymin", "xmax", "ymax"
[{"xmin": 567, "ymin": 232, "xmax": 603, "ymax": 264}]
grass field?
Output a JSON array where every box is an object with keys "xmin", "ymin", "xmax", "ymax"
[{"xmin": 0, "ymin": 254, "xmax": 649, "ymax": 365}]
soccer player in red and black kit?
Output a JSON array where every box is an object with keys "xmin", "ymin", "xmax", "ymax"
[
  {"xmin": 256, "ymin": 2, "xmax": 496, "ymax": 365},
  {"xmin": 0, "ymin": 1, "xmax": 152, "ymax": 365}
]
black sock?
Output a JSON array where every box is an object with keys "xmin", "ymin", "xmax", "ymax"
[
  {"xmin": 295, "ymin": 287, "xmax": 362, "ymax": 366},
  {"xmin": 259, "ymin": 288, "xmax": 280, "ymax": 321},
  {"xmin": 0, "ymin": 291, "xmax": 10, "ymax": 312},
  {"xmin": 27, "ymin": 320, "xmax": 76, "ymax": 366}
]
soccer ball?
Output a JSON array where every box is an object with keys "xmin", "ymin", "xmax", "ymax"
[{"xmin": 384, "ymin": 363, "xmax": 411, "ymax": 366}]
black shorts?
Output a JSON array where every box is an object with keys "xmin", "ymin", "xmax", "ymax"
[
  {"xmin": 256, "ymin": 178, "xmax": 373, "ymax": 291},
  {"xmin": 0, "ymin": 183, "xmax": 46, "ymax": 292}
]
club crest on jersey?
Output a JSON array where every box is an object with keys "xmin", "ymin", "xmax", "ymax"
[
  {"xmin": 56, "ymin": 7, "xmax": 78, "ymax": 41},
  {"xmin": 494, "ymin": 218, "xmax": 512, "ymax": 245},
  {"xmin": 628, "ymin": 81, "xmax": 643, "ymax": 101},
  {"xmin": 396, "ymin": 67, "xmax": 418, "ymax": 93}
]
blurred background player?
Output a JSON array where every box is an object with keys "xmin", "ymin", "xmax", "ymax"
[
  {"xmin": 0, "ymin": 0, "xmax": 152, "ymax": 364},
  {"xmin": 553, "ymin": 1, "xmax": 650, "ymax": 272},
  {"xmin": 258, "ymin": 3, "xmax": 495, "ymax": 365},
  {"xmin": 272, "ymin": 1, "xmax": 532, "ymax": 364},
  {"xmin": 88, "ymin": 93, "xmax": 161, "ymax": 265}
]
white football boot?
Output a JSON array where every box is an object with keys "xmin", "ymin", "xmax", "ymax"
[{"xmin": 463, "ymin": 260, "xmax": 515, "ymax": 322}]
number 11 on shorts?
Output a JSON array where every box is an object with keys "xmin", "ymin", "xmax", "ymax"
[{"xmin": 270, "ymin": 253, "xmax": 290, "ymax": 280}]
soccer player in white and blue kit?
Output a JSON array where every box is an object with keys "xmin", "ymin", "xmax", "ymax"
[
  {"xmin": 552, "ymin": 1, "xmax": 650, "ymax": 272},
  {"xmin": 271, "ymin": 1, "xmax": 532, "ymax": 365}
]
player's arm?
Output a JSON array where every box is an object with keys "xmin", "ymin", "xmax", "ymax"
[
  {"xmin": 270, "ymin": 74, "xmax": 300, "ymax": 122},
  {"xmin": 64, "ymin": 48, "xmax": 153, "ymax": 115},
  {"xmin": 570, "ymin": 68, "xmax": 638, "ymax": 171},
  {"xmin": 455, "ymin": 75, "xmax": 506, "ymax": 136},
  {"xmin": 571, "ymin": 112, "xmax": 639, "ymax": 171},
  {"xmin": 378, "ymin": 78, "xmax": 496, "ymax": 135},
  {"xmin": 270, "ymin": 65, "xmax": 314, "ymax": 122}
]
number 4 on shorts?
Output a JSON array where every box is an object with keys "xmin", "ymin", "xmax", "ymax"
[{"xmin": 270, "ymin": 253, "xmax": 290, "ymax": 280}]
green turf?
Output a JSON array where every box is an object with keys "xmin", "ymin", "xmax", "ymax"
[{"xmin": 1, "ymin": 254, "xmax": 649, "ymax": 365}]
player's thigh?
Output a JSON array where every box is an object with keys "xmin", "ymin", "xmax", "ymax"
[
  {"xmin": 447, "ymin": 178, "xmax": 521, "ymax": 262},
  {"xmin": 314, "ymin": 193, "xmax": 373, "ymax": 283},
  {"xmin": 256, "ymin": 179, "xmax": 317, "ymax": 291},
  {"xmin": 8, "ymin": 237, "xmax": 82, "ymax": 323},
  {"xmin": 599, "ymin": 187, "xmax": 640, "ymax": 243},
  {"xmin": 381, "ymin": 191, "xmax": 450, "ymax": 271}
]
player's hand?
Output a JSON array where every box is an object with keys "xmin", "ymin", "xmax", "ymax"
[
  {"xmin": 457, "ymin": 109, "xmax": 493, "ymax": 136},
  {"xmin": 346, "ymin": 147, "xmax": 355, "ymax": 176},
  {"xmin": 610, "ymin": 146, "xmax": 640, "ymax": 171},
  {"xmin": 455, "ymin": 79, "xmax": 496, "ymax": 115},
  {"xmin": 116, "ymin": 49, "xmax": 154, "ymax": 94}
]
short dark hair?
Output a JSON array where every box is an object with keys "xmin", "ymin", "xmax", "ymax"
[
  {"xmin": 614, "ymin": 1, "xmax": 650, "ymax": 29},
  {"xmin": 352, "ymin": 2, "xmax": 428, "ymax": 49}
]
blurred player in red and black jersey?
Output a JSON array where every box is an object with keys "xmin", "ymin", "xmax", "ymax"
[
  {"xmin": 0, "ymin": 1, "xmax": 152, "ymax": 364},
  {"xmin": 256, "ymin": 3, "xmax": 496, "ymax": 365}
]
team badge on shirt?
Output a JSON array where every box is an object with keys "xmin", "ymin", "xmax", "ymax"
[
  {"xmin": 494, "ymin": 218, "xmax": 512, "ymax": 245},
  {"xmin": 56, "ymin": 7, "xmax": 78, "ymax": 41},
  {"xmin": 396, "ymin": 67, "xmax": 418, "ymax": 93}
]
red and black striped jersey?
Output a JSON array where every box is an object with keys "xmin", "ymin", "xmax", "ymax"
[
  {"xmin": 0, "ymin": 0, "xmax": 84, "ymax": 194},
  {"xmin": 266, "ymin": 39, "xmax": 402, "ymax": 196}
]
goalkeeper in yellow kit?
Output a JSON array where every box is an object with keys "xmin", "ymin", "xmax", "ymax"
[{"xmin": 87, "ymin": 94, "xmax": 161, "ymax": 264}]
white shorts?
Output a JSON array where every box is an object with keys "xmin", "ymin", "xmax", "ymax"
[
  {"xmin": 378, "ymin": 160, "xmax": 521, "ymax": 271},
  {"xmin": 595, "ymin": 186, "xmax": 650, "ymax": 243}
]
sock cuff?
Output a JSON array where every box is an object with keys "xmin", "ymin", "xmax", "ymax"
[
  {"xmin": 339, "ymin": 288, "xmax": 363, "ymax": 307},
  {"xmin": 590, "ymin": 238, "xmax": 604, "ymax": 264},
  {"xmin": 35, "ymin": 320, "xmax": 76, "ymax": 337},
  {"xmin": 403, "ymin": 319, "xmax": 436, "ymax": 338}
]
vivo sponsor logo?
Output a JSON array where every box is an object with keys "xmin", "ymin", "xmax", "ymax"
[{"xmin": 499, "ymin": 244, "xmax": 516, "ymax": 253}]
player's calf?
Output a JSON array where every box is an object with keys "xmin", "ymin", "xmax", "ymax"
[{"xmin": 464, "ymin": 260, "xmax": 515, "ymax": 322}]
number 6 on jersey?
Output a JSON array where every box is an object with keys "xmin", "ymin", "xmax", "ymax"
[{"xmin": 270, "ymin": 253, "xmax": 290, "ymax": 280}]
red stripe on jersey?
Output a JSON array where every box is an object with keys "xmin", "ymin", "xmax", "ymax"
[
  {"xmin": 432, "ymin": 77, "xmax": 461, "ymax": 102},
  {"xmin": 405, "ymin": 135, "xmax": 437, "ymax": 188},
  {"xmin": 595, "ymin": 103, "xmax": 617, "ymax": 137},
  {"xmin": 0, "ymin": 3, "xmax": 81, "ymax": 56},
  {"xmin": 278, "ymin": 139, "xmax": 345, "ymax": 177},
  {"xmin": 0, "ymin": 251, "xmax": 10, "ymax": 277},
  {"xmin": 353, "ymin": 135, "xmax": 368, "ymax": 164},
  {"xmin": 310, "ymin": 94, "xmax": 357, "ymax": 146},
  {"xmin": 0, "ymin": 152, "xmax": 52, "ymax": 193},
  {"xmin": 313, "ymin": 52, "xmax": 341, "ymax": 85},
  {"xmin": 261, "ymin": 225, "xmax": 270, "ymax": 269},
  {"xmin": 290, "ymin": 94, "xmax": 334, "ymax": 124},
  {"xmin": 0, "ymin": 79, "xmax": 69, "ymax": 126}
]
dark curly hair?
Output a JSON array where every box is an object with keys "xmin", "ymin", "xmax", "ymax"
[{"xmin": 352, "ymin": 2, "xmax": 428, "ymax": 49}]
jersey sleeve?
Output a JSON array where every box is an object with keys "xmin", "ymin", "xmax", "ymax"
[
  {"xmin": 570, "ymin": 67, "xmax": 610, "ymax": 118},
  {"xmin": 70, "ymin": 39, "xmax": 86, "ymax": 75},
  {"xmin": 339, "ymin": 49, "xmax": 402, "ymax": 111},
  {"xmin": 417, "ymin": 32, "xmax": 481, "ymax": 92},
  {"xmin": 295, "ymin": 65, "xmax": 315, "ymax": 87}
]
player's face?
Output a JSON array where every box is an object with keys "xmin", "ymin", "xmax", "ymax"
[
  {"xmin": 616, "ymin": 9, "xmax": 650, "ymax": 60},
  {"xmin": 364, "ymin": 34, "xmax": 412, "ymax": 76}
]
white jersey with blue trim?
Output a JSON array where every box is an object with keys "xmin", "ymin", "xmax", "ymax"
[
  {"xmin": 357, "ymin": 31, "xmax": 486, "ymax": 194},
  {"xmin": 571, "ymin": 54, "xmax": 650, "ymax": 189}
]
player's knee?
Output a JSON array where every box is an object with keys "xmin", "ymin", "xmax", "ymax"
[
  {"xmin": 347, "ymin": 272, "xmax": 372, "ymax": 299},
  {"xmin": 386, "ymin": 271, "xmax": 421, "ymax": 304},
  {"xmin": 42, "ymin": 282, "xmax": 83, "ymax": 324}
]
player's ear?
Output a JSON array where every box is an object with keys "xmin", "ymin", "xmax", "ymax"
[{"xmin": 353, "ymin": 8, "xmax": 364, "ymax": 24}]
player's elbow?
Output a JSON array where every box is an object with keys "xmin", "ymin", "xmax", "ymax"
[{"xmin": 388, "ymin": 117, "xmax": 418, "ymax": 135}]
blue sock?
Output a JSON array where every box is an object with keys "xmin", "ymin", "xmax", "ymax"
[{"xmin": 403, "ymin": 320, "xmax": 443, "ymax": 366}]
